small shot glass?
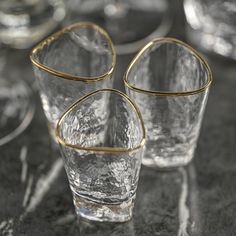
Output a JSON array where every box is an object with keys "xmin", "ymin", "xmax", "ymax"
[
  {"xmin": 124, "ymin": 38, "xmax": 212, "ymax": 169},
  {"xmin": 30, "ymin": 22, "xmax": 116, "ymax": 141},
  {"xmin": 56, "ymin": 89, "xmax": 145, "ymax": 222}
]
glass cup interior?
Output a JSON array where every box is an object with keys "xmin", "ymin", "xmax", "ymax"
[
  {"xmin": 56, "ymin": 89, "xmax": 145, "ymax": 222},
  {"xmin": 31, "ymin": 22, "xmax": 115, "ymax": 79},
  {"xmin": 126, "ymin": 39, "xmax": 210, "ymax": 93}
]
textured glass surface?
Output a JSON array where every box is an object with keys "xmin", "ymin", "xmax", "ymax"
[
  {"xmin": 184, "ymin": 0, "xmax": 236, "ymax": 59},
  {"xmin": 31, "ymin": 24, "xmax": 114, "ymax": 139},
  {"xmin": 57, "ymin": 90, "xmax": 144, "ymax": 222},
  {"xmin": 125, "ymin": 40, "xmax": 211, "ymax": 168}
]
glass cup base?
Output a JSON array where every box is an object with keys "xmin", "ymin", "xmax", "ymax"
[
  {"xmin": 141, "ymin": 140, "xmax": 195, "ymax": 169},
  {"xmin": 142, "ymin": 153, "xmax": 194, "ymax": 169},
  {"xmin": 73, "ymin": 193, "xmax": 135, "ymax": 222}
]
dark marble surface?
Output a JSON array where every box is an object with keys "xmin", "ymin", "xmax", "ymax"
[{"xmin": 1, "ymin": 1, "xmax": 236, "ymax": 235}]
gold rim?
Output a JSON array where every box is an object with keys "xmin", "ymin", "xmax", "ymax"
[
  {"xmin": 124, "ymin": 37, "xmax": 213, "ymax": 96},
  {"xmin": 55, "ymin": 88, "xmax": 146, "ymax": 153},
  {"xmin": 30, "ymin": 22, "xmax": 116, "ymax": 83}
]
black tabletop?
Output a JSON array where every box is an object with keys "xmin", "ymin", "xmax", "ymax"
[{"xmin": 1, "ymin": 1, "xmax": 236, "ymax": 235}]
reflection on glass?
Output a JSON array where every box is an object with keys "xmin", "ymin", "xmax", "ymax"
[
  {"xmin": 0, "ymin": 47, "xmax": 35, "ymax": 146},
  {"xmin": 184, "ymin": 0, "xmax": 236, "ymax": 60},
  {"xmin": 56, "ymin": 89, "xmax": 145, "ymax": 222},
  {"xmin": 0, "ymin": 0, "xmax": 65, "ymax": 49},
  {"xmin": 124, "ymin": 38, "xmax": 212, "ymax": 168},
  {"xmin": 65, "ymin": 0, "xmax": 172, "ymax": 54}
]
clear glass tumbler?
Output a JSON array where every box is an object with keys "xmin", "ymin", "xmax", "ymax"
[
  {"xmin": 30, "ymin": 22, "xmax": 116, "ymax": 140},
  {"xmin": 0, "ymin": 0, "xmax": 65, "ymax": 49},
  {"xmin": 56, "ymin": 89, "xmax": 145, "ymax": 222},
  {"xmin": 184, "ymin": 0, "xmax": 236, "ymax": 60},
  {"xmin": 124, "ymin": 38, "xmax": 212, "ymax": 169}
]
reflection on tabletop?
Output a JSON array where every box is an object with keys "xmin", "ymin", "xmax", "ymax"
[{"xmin": 0, "ymin": 140, "xmax": 202, "ymax": 236}]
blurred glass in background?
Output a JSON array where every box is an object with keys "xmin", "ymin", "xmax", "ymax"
[
  {"xmin": 0, "ymin": 46, "xmax": 35, "ymax": 146},
  {"xmin": 0, "ymin": 0, "xmax": 65, "ymax": 49},
  {"xmin": 184, "ymin": 0, "xmax": 236, "ymax": 60},
  {"xmin": 30, "ymin": 22, "xmax": 115, "ymax": 141},
  {"xmin": 0, "ymin": 1, "xmax": 57, "ymax": 145},
  {"xmin": 65, "ymin": 0, "xmax": 172, "ymax": 54}
]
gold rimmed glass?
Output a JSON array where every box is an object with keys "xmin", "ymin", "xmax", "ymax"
[
  {"xmin": 124, "ymin": 38, "xmax": 212, "ymax": 169},
  {"xmin": 184, "ymin": 0, "xmax": 236, "ymax": 60},
  {"xmin": 56, "ymin": 89, "xmax": 145, "ymax": 222},
  {"xmin": 30, "ymin": 22, "xmax": 116, "ymax": 140}
]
